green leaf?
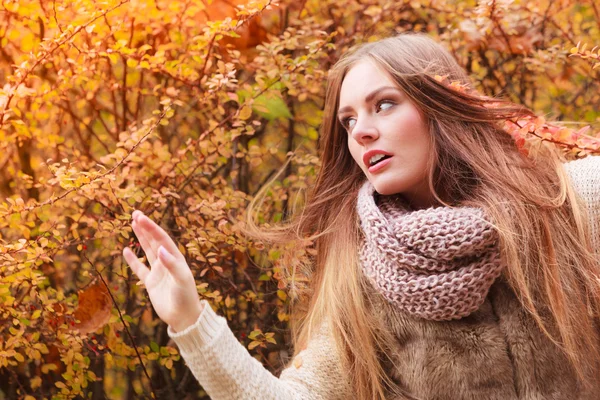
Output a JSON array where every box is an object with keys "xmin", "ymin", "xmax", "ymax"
[
  {"xmin": 252, "ymin": 93, "xmax": 292, "ymax": 121},
  {"xmin": 248, "ymin": 330, "xmax": 261, "ymax": 340}
]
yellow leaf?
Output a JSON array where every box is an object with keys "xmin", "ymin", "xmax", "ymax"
[
  {"xmin": 31, "ymin": 376, "xmax": 42, "ymax": 390},
  {"xmin": 107, "ymin": 53, "xmax": 118, "ymax": 64},
  {"xmin": 41, "ymin": 363, "xmax": 58, "ymax": 373},
  {"xmin": 364, "ymin": 5, "xmax": 382, "ymax": 17},
  {"xmin": 293, "ymin": 356, "xmax": 303, "ymax": 368},
  {"xmin": 277, "ymin": 311, "xmax": 289, "ymax": 322},
  {"xmin": 248, "ymin": 341, "xmax": 261, "ymax": 350},
  {"xmin": 277, "ymin": 290, "xmax": 287, "ymax": 301},
  {"xmin": 238, "ymin": 105, "xmax": 252, "ymax": 120}
]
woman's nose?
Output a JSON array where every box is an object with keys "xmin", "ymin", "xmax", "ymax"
[{"xmin": 351, "ymin": 118, "xmax": 379, "ymax": 144}]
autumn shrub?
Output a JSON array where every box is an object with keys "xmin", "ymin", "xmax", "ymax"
[{"xmin": 0, "ymin": 0, "xmax": 599, "ymax": 398}]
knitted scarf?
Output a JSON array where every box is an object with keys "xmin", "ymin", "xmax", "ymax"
[{"xmin": 356, "ymin": 181, "xmax": 504, "ymax": 321}]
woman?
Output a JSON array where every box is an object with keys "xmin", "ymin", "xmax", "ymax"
[{"xmin": 122, "ymin": 33, "xmax": 600, "ymax": 399}]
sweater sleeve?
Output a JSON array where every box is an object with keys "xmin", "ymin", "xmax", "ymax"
[
  {"xmin": 564, "ymin": 155, "xmax": 600, "ymax": 251},
  {"xmin": 167, "ymin": 300, "xmax": 351, "ymax": 400}
]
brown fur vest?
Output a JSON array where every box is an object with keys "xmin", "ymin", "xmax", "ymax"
[{"xmin": 369, "ymin": 276, "xmax": 599, "ymax": 400}]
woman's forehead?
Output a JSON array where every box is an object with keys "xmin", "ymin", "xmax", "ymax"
[{"xmin": 339, "ymin": 61, "xmax": 399, "ymax": 106}]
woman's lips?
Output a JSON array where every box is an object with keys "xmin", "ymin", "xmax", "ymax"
[
  {"xmin": 363, "ymin": 150, "xmax": 393, "ymax": 169},
  {"xmin": 368, "ymin": 156, "xmax": 392, "ymax": 173}
]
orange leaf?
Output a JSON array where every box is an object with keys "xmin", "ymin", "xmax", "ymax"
[{"xmin": 74, "ymin": 280, "xmax": 112, "ymax": 335}]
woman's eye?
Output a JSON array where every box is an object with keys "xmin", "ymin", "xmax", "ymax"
[
  {"xmin": 376, "ymin": 100, "xmax": 394, "ymax": 112},
  {"xmin": 342, "ymin": 117, "xmax": 356, "ymax": 130}
]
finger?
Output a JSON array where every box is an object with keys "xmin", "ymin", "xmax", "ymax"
[
  {"xmin": 135, "ymin": 214, "xmax": 183, "ymax": 261},
  {"xmin": 158, "ymin": 246, "xmax": 189, "ymax": 282},
  {"xmin": 132, "ymin": 220, "xmax": 157, "ymax": 265},
  {"xmin": 123, "ymin": 246, "xmax": 151, "ymax": 282},
  {"xmin": 132, "ymin": 209, "xmax": 144, "ymax": 221}
]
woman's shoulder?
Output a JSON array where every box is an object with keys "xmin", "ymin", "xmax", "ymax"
[
  {"xmin": 563, "ymin": 155, "xmax": 600, "ymax": 177},
  {"xmin": 563, "ymin": 155, "xmax": 600, "ymax": 249},
  {"xmin": 564, "ymin": 156, "xmax": 600, "ymax": 199}
]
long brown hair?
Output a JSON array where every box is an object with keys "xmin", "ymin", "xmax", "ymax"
[{"xmin": 246, "ymin": 33, "xmax": 600, "ymax": 399}]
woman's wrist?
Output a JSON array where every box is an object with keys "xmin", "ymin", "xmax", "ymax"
[{"xmin": 170, "ymin": 301, "xmax": 204, "ymax": 333}]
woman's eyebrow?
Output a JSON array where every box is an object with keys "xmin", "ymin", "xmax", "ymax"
[{"xmin": 337, "ymin": 86, "xmax": 400, "ymax": 115}]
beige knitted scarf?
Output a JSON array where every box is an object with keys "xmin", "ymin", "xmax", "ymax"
[{"xmin": 356, "ymin": 181, "xmax": 504, "ymax": 321}]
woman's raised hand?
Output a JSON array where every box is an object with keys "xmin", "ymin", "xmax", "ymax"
[{"xmin": 123, "ymin": 210, "xmax": 203, "ymax": 332}]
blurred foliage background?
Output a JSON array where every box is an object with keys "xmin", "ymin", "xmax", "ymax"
[{"xmin": 0, "ymin": 0, "xmax": 599, "ymax": 398}]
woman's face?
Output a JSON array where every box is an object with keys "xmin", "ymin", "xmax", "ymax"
[{"xmin": 338, "ymin": 60, "xmax": 435, "ymax": 208}]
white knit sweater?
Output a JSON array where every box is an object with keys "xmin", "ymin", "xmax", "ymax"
[{"xmin": 168, "ymin": 156, "xmax": 600, "ymax": 400}]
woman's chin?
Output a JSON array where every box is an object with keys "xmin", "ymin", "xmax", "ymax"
[{"xmin": 372, "ymin": 184, "xmax": 403, "ymax": 196}]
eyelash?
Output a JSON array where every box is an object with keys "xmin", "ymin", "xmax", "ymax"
[{"xmin": 340, "ymin": 99, "xmax": 395, "ymax": 130}]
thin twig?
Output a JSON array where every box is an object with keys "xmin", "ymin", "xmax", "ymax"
[
  {"xmin": 83, "ymin": 253, "xmax": 158, "ymax": 400},
  {"xmin": 0, "ymin": 0, "xmax": 130, "ymax": 124},
  {"xmin": 1, "ymin": 106, "xmax": 170, "ymax": 217}
]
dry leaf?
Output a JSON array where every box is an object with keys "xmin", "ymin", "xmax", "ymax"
[
  {"xmin": 293, "ymin": 356, "xmax": 303, "ymax": 369},
  {"xmin": 74, "ymin": 280, "xmax": 112, "ymax": 335}
]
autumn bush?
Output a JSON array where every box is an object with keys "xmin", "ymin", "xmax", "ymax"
[{"xmin": 0, "ymin": 0, "xmax": 599, "ymax": 398}]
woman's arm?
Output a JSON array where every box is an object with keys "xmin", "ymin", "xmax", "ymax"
[
  {"xmin": 168, "ymin": 301, "xmax": 349, "ymax": 400},
  {"xmin": 123, "ymin": 211, "xmax": 350, "ymax": 399}
]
